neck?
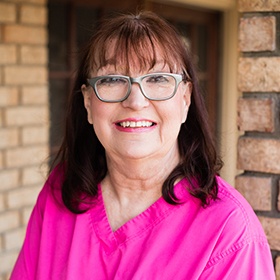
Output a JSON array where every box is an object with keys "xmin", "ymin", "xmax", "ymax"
[
  {"xmin": 101, "ymin": 145, "xmax": 181, "ymax": 231},
  {"xmin": 104, "ymin": 144, "xmax": 180, "ymax": 196}
]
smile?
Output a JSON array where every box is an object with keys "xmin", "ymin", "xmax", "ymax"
[{"xmin": 118, "ymin": 121, "xmax": 154, "ymax": 128}]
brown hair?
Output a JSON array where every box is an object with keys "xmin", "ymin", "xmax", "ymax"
[
  {"xmin": 84, "ymin": 12, "xmax": 190, "ymax": 77},
  {"xmin": 51, "ymin": 11, "xmax": 223, "ymax": 213}
]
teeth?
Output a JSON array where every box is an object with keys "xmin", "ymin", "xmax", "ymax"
[{"xmin": 119, "ymin": 121, "xmax": 153, "ymax": 128}]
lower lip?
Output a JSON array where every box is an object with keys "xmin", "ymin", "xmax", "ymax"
[{"xmin": 115, "ymin": 124, "xmax": 156, "ymax": 132}]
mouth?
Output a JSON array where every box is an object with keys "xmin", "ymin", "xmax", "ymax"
[{"xmin": 117, "ymin": 120, "xmax": 155, "ymax": 128}]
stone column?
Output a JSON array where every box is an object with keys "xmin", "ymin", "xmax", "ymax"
[
  {"xmin": 0, "ymin": 1, "xmax": 49, "ymax": 278},
  {"xmin": 237, "ymin": 0, "xmax": 280, "ymax": 277}
]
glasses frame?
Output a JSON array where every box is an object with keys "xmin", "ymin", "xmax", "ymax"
[{"xmin": 87, "ymin": 72, "xmax": 187, "ymax": 103}]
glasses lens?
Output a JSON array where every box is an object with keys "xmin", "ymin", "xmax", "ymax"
[
  {"xmin": 96, "ymin": 76, "xmax": 129, "ymax": 101},
  {"xmin": 142, "ymin": 74, "xmax": 176, "ymax": 100}
]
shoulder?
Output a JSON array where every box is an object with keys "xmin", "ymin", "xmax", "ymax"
[
  {"xmin": 35, "ymin": 165, "xmax": 66, "ymax": 215},
  {"xmin": 216, "ymin": 176, "xmax": 262, "ymax": 226},
  {"xmin": 201, "ymin": 176, "xmax": 274, "ymax": 276},
  {"xmin": 204, "ymin": 176, "xmax": 269, "ymax": 256},
  {"xmin": 213, "ymin": 176, "xmax": 266, "ymax": 237}
]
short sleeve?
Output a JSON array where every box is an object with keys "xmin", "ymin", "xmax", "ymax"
[
  {"xmin": 10, "ymin": 167, "xmax": 62, "ymax": 280},
  {"xmin": 200, "ymin": 235, "xmax": 275, "ymax": 279}
]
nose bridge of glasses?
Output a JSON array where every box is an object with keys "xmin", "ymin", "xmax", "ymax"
[
  {"xmin": 128, "ymin": 76, "xmax": 146, "ymax": 96},
  {"xmin": 129, "ymin": 76, "xmax": 143, "ymax": 87}
]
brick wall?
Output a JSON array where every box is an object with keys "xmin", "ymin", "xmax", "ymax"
[
  {"xmin": 237, "ymin": 0, "xmax": 280, "ymax": 278},
  {"xmin": 0, "ymin": 0, "xmax": 49, "ymax": 278}
]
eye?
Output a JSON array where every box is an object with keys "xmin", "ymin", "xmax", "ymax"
[
  {"xmin": 98, "ymin": 76, "xmax": 127, "ymax": 86},
  {"xmin": 146, "ymin": 75, "xmax": 169, "ymax": 84}
]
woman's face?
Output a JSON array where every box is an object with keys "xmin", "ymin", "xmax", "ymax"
[{"xmin": 82, "ymin": 46, "xmax": 192, "ymax": 163}]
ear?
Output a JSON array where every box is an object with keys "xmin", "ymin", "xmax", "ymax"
[
  {"xmin": 81, "ymin": 84, "xmax": 93, "ymax": 124},
  {"xmin": 181, "ymin": 82, "xmax": 192, "ymax": 123}
]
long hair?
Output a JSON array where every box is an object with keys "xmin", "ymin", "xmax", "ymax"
[{"xmin": 51, "ymin": 11, "xmax": 223, "ymax": 213}]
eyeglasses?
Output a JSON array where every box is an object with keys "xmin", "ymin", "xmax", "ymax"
[{"xmin": 87, "ymin": 73, "xmax": 188, "ymax": 103}]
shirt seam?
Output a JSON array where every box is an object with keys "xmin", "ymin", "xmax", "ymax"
[{"xmin": 204, "ymin": 235, "xmax": 269, "ymax": 270}]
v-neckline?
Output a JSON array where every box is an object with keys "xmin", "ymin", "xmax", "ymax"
[{"xmin": 88, "ymin": 178, "xmax": 190, "ymax": 255}]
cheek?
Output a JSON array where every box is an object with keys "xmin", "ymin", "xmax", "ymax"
[
  {"xmin": 159, "ymin": 98, "xmax": 187, "ymax": 131},
  {"xmin": 89, "ymin": 101, "xmax": 116, "ymax": 145},
  {"xmin": 89, "ymin": 107, "xmax": 108, "ymax": 147},
  {"xmin": 181, "ymin": 101, "xmax": 189, "ymax": 123},
  {"xmin": 89, "ymin": 99, "xmax": 108, "ymax": 125},
  {"xmin": 180, "ymin": 91, "xmax": 191, "ymax": 124},
  {"xmin": 172, "ymin": 94, "xmax": 190, "ymax": 124}
]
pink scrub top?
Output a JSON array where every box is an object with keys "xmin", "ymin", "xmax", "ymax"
[{"xmin": 11, "ymin": 167, "xmax": 275, "ymax": 279}]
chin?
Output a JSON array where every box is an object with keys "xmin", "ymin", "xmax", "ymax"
[{"xmin": 118, "ymin": 148, "xmax": 157, "ymax": 160}]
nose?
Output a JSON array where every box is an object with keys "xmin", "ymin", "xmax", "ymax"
[{"xmin": 121, "ymin": 82, "xmax": 149, "ymax": 110}]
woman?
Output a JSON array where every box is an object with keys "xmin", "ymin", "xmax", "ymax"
[{"xmin": 11, "ymin": 11, "xmax": 275, "ymax": 279}]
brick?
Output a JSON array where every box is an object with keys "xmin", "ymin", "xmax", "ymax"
[
  {"xmin": 0, "ymin": 211, "xmax": 20, "ymax": 232},
  {"xmin": 0, "ymin": 193, "xmax": 5, "ymax": 212},
  {"xmin": 0, "ymin": 152, "xmax": 3, "ymax": 169},
  {"xmin": 0, "ymin": 128, "xmax": 19, "ymax": 149},
  {"xmin": 239, "ymin": 0, "xmax": 280, "ymax": 12},
  {"xmin": 239, "ymin": 16, "xmax": 276, "ymax": 52},
  {"xmin": 276, "ymin": 256, "xmax": 280, "ymax": 280},
  {"xmin": 6, "ymin": 145, "xmax": 48, "ymax": 168},
  {"xmin": 7, "ymin": 185, "xmax": 41, "ymax": 209},
  {"xmin": 1, "ymin": 274, "xmax": 7, "ymax": 280},
  {"xmin": 4, "ymin": 66, "xmax": 47, "ymax": 85},
  {"xmin": 22, "ymin": 165, "xmax": 45, "ymax": 186},
  {"xmin": 22, "ymin": 85, "xmax": 48, "ymax": 104},
  {"xmin": 0, "ymin": 3, "xmax": 16, "ymax": 23},
  {"xmin": 3, "ymin": 25, "xmax": 47, "ymax": 45},
  {"xmin": 237, "ymin": 97, "xmax": 275, "ymax": 132},
  {"xmin": 20, "ymin": 5, "xmax": 47, "ymax": 25},
  {"xmin": 236, "ymin": 175, "xmax": 272, "ymax": 211},
  {"xmin": 238, "ymin": 57, "xmax": 280, "ymax": 92},
  {"xmin": 20, "ymin": 46, "xmax": 48, "ymax": 65},
  {"xmin": 238, "ymin": 137, "xmax": 280, "ymax": 173},
  {"xmin": 259, "ymin": 216, "xmax": 280, "ymax": 250},
  {"xmin": 0, "ymin": 251, "xmax": 18, "ymax": 274},
  {"xmin": 5, "ymin": 273, "xmax": 12, "ymax": 280},
  {"xmin": 0, "ymin": 45, "xmax": 17, "ymax": 64},
  {"xmin": 0, "ymin": 169, "xmax": 20, "ymax": 191},
  {"xmin": 3, "ymin": 228, "xmax": 25, "ymax": 251},
  {"xmin": 22, "ymin": 206, "xmax": 33, "ymax": 226},
  {"xmin": 0, "ymin": 87, "xmax": 19, "ymax": 107},
  {"xmin": 5, "ymin": 106, "xmax": 48, "ymax": 126},
  {"xmin": 22, "ymin": 125, "xmax": 49, "ymax": 145},
  {"xmin": 0, "ymin": 67, "xmax": 3, "ymax": 84},
  {"xmin": 0, "ymin": 235, "xmax": 3, "ymax": 252},
  {"xmin": 0, "ymin": 109, "xmax": 3, "ymax": 127}
]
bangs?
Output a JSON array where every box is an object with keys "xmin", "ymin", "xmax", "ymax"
[
  {"xmin": 101, "ymin": 36, "xmax": 163, "ymax": 74},
  {"xmin": 86, "ymin": 13, "xmax": 187, "ymax": 75}
]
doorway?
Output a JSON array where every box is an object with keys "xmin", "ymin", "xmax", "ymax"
[{"xmin": 48, "ymin": 0, "xmax": 221, "ymax": 155}]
